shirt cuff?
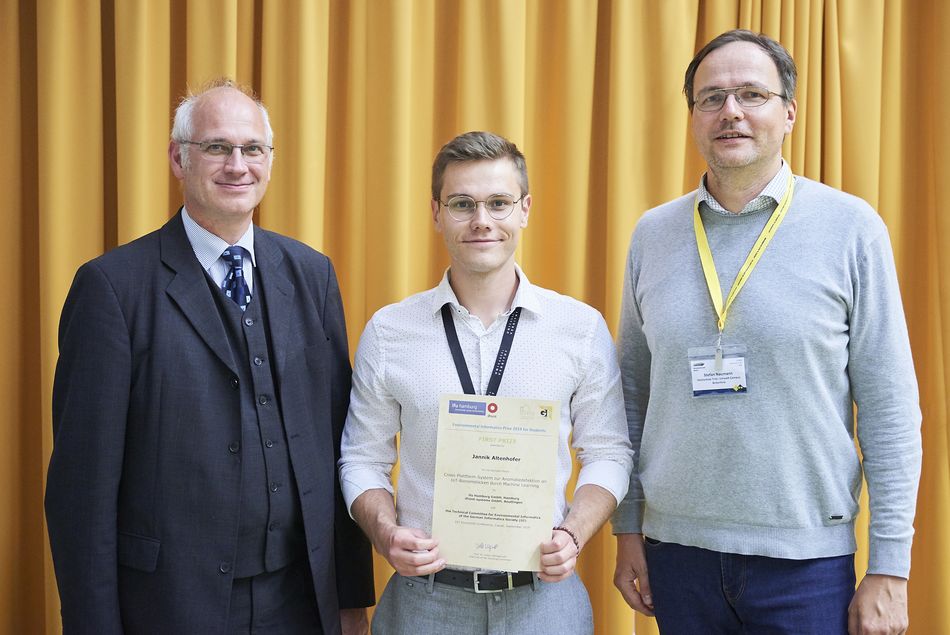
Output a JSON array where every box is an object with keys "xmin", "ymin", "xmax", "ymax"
[
  {"xmin": 341, "ymin": 470, "xmax": 394, "ymax": 519},
  {"xmin": 574, "ymin": 460, "xmax": 631, "ymax": 506}
]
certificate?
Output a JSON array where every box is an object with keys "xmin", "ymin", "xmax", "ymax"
[{"xmin": 431, "ymin": 394, "xmax": 559, "ymax": 571}]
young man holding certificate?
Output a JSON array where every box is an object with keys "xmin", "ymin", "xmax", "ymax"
[{"xmin": 339, "ymin": 131, "xmax": 634, "ymax": 634}]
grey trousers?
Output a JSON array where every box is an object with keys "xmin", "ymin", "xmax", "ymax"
[{"xmin": 371, "ymin": 572, "xmax": 593, "ymax": 635}]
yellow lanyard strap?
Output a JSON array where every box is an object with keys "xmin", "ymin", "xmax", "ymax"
[{"xmin": 693, "ymin": 173, "xmax": 795, "ymax": 334}]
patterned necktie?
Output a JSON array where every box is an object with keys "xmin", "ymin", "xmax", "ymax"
[{"xmin": 221, "ymin": 246, "xmax": 252, "ymax": 311}]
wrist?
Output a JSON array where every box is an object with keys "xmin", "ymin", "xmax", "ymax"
[
  {"xmin": 553, "ymin": 525, "xmax": 581, "ymax": 553},
  {"xmin": 371, "ymin": 518, "xmax": 399, "ymax": 552}
]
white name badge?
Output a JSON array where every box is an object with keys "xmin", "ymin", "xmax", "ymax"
[{"xmin": 688, "ymin": 345, "xmax": 749, "ymax": 397}]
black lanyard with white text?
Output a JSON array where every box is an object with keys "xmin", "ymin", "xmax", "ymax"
[{"xmin": 440, "ymin": 304, "xmax": 522, "ymax": 396}]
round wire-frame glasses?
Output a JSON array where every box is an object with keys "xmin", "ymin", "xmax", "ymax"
[{"xmin": 438, "ymin": 194, "xmax": 526, "ymax": 222}]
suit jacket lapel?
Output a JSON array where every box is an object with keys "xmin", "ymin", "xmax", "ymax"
[
  {"xmin": 160, "ymin": 212, "xmax": 237, "ymax": 374},
  {"xmin": 255, "ymin": 231, "xmax": 295, "ymax": 374}
]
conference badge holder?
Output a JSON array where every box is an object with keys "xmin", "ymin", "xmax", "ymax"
[{"xmin": 688, "ymin": 344, "xmax": 749, "ymax": 397}]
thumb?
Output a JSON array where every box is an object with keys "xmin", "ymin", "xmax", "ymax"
[{"xmin": 639, "ymin": 573, "xmax": 653, "ymax": 606}]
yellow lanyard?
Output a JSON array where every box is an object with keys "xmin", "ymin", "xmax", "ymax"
[{"xmin": 693, "ymin": 173, "xmax": 795, "ymax": 344}]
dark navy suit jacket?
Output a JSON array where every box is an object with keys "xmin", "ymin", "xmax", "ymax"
[{"xmin": 45, "ymin": 212, "xmax": 374, "ymax": 634}]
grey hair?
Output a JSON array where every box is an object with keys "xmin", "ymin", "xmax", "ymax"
[
  {"xmin": 171, "ymin": 78, "xmax": 273, "ymax": 166},
  {"xmin": 431, "ymin": 131, "xmax": 528, "ymax": 201},
  {"xmin": 683, "ymin": 29, "xmax": 797, "ymax": 111}
]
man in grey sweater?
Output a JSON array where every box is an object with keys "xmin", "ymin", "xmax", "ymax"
[{"xmin": 611, "ymin": 30, "xmax": 921, "ymax": 634}]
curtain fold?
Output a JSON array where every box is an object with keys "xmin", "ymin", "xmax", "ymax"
[{"xmin": 3, "ymin": 1, "xmax": 947, "ymax": 633}]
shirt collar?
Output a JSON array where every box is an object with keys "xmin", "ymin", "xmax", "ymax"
[
  {"xmin": 698, "ymin": 159, "xmax": 791, "ymax": 215},
  {"xmin": 181, "ymin": 206, "xmax": 256, "ymax": 271},
  {"xmin": 430, "ymin": 263, "xmax": 543, "ymax": 317}
]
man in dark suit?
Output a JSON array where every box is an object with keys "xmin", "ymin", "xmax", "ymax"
[{"xmin": 45, "ymin": 79, "xmax": 374, "ymax": 634}]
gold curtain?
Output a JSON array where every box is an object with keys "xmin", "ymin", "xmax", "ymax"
[{"xmin": 3, "ymin": 1, "xmax": 948, "ymax": 633}]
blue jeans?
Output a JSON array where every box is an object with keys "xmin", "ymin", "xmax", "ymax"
[{"xmin": 644, "ymin": 538, "xmax": 855, "ymax": 634}]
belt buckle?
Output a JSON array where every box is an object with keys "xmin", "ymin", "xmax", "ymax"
[{"xmin": 473, "ymin": 571, "xmax": 513, "ymax": 593}]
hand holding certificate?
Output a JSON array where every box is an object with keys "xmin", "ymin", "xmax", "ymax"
[{"xmin": 431, "ymin": 394, "xmax": 559, "ymax": 571}]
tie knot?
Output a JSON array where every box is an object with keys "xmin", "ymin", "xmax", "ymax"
[{"xmin": 222, "ymin": 246, "xmax": 250, "ymax": 271}]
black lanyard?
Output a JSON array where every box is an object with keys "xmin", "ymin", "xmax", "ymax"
[{"xmin": 440, "ymin": 304, "xmax": 522, "ymax": 396}]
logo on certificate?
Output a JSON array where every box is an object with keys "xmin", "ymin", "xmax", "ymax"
[
  {"xmin": 487, "ymin": 402, "xmax": 498, "ymax": 414},
  {"xmin": 448, "ymin": 400, "xmax": 487, "ymax": 416}
]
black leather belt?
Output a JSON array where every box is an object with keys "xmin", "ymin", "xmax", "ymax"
[{"xmin": 432, "ymin": 569, "xmax": 535, "ymax": 593}]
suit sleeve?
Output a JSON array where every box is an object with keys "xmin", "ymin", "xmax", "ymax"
[
  {"xmin": 323, "ymin": 259, "xmax": 376, "ymax": 608},
  {"xmin": 46, "ymin": 261, "xmax": 130, "ymax": 634}
]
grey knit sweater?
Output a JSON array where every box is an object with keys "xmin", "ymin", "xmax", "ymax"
[{"xmin": 611, "ymin": 173, "xmax": 922, "ymax": 578}]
